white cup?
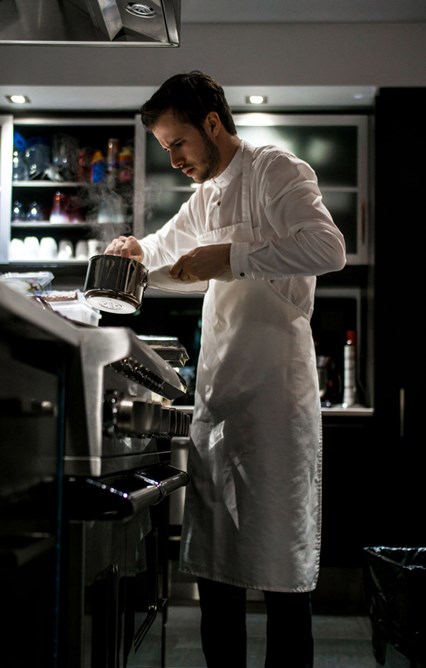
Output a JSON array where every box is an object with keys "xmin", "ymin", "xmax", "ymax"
[
  {"xmin": 23, "ymin": 236, "xmax": 40, "ymax": 260},
  {"xmin": 87, "ymin": 239, "xmax": 104, "ymax": 257},
  {"xmin": 40, "ymin": 237, "xmax": 58, "ymax": 260},
  {"xmin": 9, "ymin": 238, "xmax": 25, "ymax": 261},
  {"xmin": 75, "ymin": 240, "xmax": 89, "ymax": 260},
  {"xmin": 58, "ymin": 239, "xmax": 74, "ymax": 260}
]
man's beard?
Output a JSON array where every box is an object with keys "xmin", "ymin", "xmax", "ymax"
[{"xmin": 195, "ymin": 130, "xmax": 221, "ymax": 183}]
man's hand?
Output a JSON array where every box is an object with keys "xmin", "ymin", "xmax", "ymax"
[
  {"xmin": 169, "ymin": 244, "xmax": 231, "ymax": 282},
  {"xmin": 104, "ymin": 235, "xmax": 144, "ymax": 263}
]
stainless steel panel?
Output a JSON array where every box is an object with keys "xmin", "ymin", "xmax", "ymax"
[
  {"xmin": 0, "ymin": 283, "xmax": 188, "ymax": 477},
  {"xmin": 0, "ymin": 0, "xmax": 180, "ymax": 45}
]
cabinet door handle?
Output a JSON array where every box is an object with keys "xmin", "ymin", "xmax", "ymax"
[
  {"xmin": 399, "ymin": 388, "xmax": 405, "ymax": 439},
  {"xmin": 361, "ymin": 200, "xmax": 366, "ymax": 245}
]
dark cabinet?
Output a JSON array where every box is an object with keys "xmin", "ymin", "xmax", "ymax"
[
  {"xmin": 319, "ymin": 89, "xmax": 426, "ymax": 576},
  {"xmin": 320, "ymin": 414, "xmax": 377, "ymax": 568},
  {"xmin": 373, "ymin": 88, "xmax": 425, "ymax": 548}
]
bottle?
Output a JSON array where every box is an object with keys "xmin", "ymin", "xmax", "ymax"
[
  {"xmin": 106, "ymin": 138, "xmax": 120, "ymax": 187},
  {"xmin": 12, "ymin": 200, "xmax": 25, "ymax": 221},
  {"xmin": 77, "ymin": 147, "xmax": 92, "ymax": 183},
  {"xmin": 342, "ymin": 330, "xmax": 357, "ymax": 407},
  {"xmin": 91, "ymin": 150, "xmax": 106, "ymax": 184},
  {"xmin": 118, "ymin": 145, "xmax": 134, "ymax": 183},
  {"xmin": 26, "ymin": 201, "xmax": 44, "ymax": 222},
  {"xmin": 49, "ymin": 191, "xmax": 69, "ymax": 224},
  {"xmin": 12, "ymin": 149, "xmax": 28, "ymax": 181}
]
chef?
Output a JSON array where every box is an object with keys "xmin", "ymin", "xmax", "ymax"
[{"xmin": 105, "ymin": 70, "xmax": 346, "ymax": 668}]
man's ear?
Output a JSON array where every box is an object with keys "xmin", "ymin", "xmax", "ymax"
[{"xmin": 205, "ymin": 112, "xmax": 220, "ymax": 137}]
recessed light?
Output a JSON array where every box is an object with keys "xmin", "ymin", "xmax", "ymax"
[
  {"xmin": 246, "ymin": 95, "xmax": 268, "ymax": 105},
  {"xmin": 6, "ymin": 94, "xmax": 31, "ymax": 105},
  {"xmin": 125, "ymin": 3, "xmax": 156, "ymax": 17}
]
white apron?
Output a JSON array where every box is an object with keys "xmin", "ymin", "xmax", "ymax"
[{"xmin": 179, "ymin": 144, "xmax": 322, "ymax": 592}]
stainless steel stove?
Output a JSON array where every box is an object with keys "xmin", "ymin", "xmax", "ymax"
[{"xmin": 0, "ymin": 282, "xmax": 191, "ymax": 668}]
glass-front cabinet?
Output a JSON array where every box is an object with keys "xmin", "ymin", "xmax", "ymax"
[
  {"xmin": 1, "ymin": 112, "xmax": 368, "ymax": 266},
  {"xmin": 0, "ymin": 115, "xmax": 138, "ymax": 264},
  {"xmin": 0, "ymin": 115, "xmax": 13, "ymax": 263},
  {"xmin": 142, "ymin": 113, "xmax": 369, "ymax": 265}
]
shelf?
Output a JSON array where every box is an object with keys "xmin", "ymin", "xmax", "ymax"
[
  {"xmin": 12, "ymin": 181, "xmax": 133, "ymax": 190},
  {"xmin": 14, "ymin": 116, "xmax": 136, "ymax": 127},
  {"xmin": 2, "ymin": 260, "xmax": 89, "ymax": 267},
  {"xmin": 12, "ymin": 221, "xmax": 91, "ymax": 228},
  {"xmin": 12, "ymin": 181, "xmax": 91, "ymax": 188},
  {"xmin": 170, "ymin": 404, "xmax": 374, "ymax": 417},
  {"xmin": 11, "ymin": 221, "xmax": 128, "ymax": 228}
]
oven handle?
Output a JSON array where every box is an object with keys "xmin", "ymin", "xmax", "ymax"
[{"xmin": 63, "ymin": 465, "xmax": 190, "ymax": 521}]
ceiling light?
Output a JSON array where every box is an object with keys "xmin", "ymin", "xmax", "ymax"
[
  {"xmin": 6, "ymin": 94, "xmax": 31, "ymax": 105},
  {"xmin": 246, "ymin": 95, "xmax": 268, "ymax": 105},
  {"xmin": 125, "ymin": 3, "xmax": 156, "ymax": 18}
]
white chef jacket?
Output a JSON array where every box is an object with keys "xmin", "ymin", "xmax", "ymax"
[{"xmin": 141, "ymin": 141, "xmax": 346, "ymax": 592}]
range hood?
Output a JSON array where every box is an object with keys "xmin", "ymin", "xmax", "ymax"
[{"xmin": 0, "ymin": 0, "xmax": 180, "ymax": 46}]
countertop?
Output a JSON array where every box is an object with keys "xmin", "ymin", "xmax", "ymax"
[{"xmin": 174, "ymin": 405, "xmax": 374, "ymax": 417}]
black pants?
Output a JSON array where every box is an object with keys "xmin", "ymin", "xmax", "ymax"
[{"xmin": 197, "ymin": 577, "xmax": 314, "ymax": 668}]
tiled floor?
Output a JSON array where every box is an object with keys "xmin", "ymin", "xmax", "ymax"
[
  {"xmin": 160, "ymin": 563, "xmax": 385, "ymax": 667},
  {"xmin": 164, "ymin": 604, "xmax": 378, "ymax": 668}
]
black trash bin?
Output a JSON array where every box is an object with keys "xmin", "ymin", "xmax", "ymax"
[{"xmin": 363, "ymin": 547, "xmax": 426, "ymax": 668}]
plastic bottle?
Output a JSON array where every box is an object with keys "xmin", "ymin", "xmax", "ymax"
[
  {"xmin": 91, "ymin": 150, "xmax": 106, "ymax": 184},
  {"xmin": 342, "ymin": 330, "xmax": 357, "ymax": 407}
]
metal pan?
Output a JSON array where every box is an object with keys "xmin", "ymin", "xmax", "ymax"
[{"xmin": 83, "ymin": 254, "xmax": 149, "ymax": 314}]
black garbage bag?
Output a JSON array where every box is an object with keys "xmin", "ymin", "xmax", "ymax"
[{"xmin": 363, "ymin": 547, "xmax": 426, "ymax": 667}]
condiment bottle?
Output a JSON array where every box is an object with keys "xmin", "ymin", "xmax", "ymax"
[
  {"xmin": 91, "ymin": 150, "xmax": 106, "ymax": 184},
  {"xmin": 342, "ymin": 330, "xmax": 357, "ymax": 407}
]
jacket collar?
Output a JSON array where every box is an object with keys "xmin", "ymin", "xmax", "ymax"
[{"xmin": 211, "ymin": 140, "xmax": 245, "ymax": 189}]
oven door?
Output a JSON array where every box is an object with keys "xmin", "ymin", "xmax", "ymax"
[
  {"xmin": 0, "ymin": 510, "xmax": 58, "ymax": 668},
  {"xmin": 59, "ymin": 464, "xmax": 189, "ymax": 668}
]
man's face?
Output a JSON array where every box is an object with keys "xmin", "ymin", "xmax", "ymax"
[{"xmin": 151, "ymin": 111, "xmax": 221, "ymax": 183}]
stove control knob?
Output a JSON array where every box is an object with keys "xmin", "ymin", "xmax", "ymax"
[{"xmin": 104, "ymin": 393, "xmax": 163, "ymax": 437}]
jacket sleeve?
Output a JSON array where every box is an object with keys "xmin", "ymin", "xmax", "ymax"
[
  {"xmin": 230, "ymin": 149, "xmax": 347, "ymax": 280},
  {"xmin": 139, "ymin": 200, "xmax": 197, "ymax": 268}
]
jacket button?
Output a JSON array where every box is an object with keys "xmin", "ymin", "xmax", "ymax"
[{"xmin": 240, "ymin": 272, "xmax": 245, "ymax": 277}]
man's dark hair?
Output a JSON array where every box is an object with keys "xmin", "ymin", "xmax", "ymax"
[{"xmin": 140, "ymin": 70, "xmax": 237, "ymax": 135}]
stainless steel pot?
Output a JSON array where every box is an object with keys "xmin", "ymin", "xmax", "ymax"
[{"xmin": 83, "ymin": 254, "xmax": 149, "ymax": 314}]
